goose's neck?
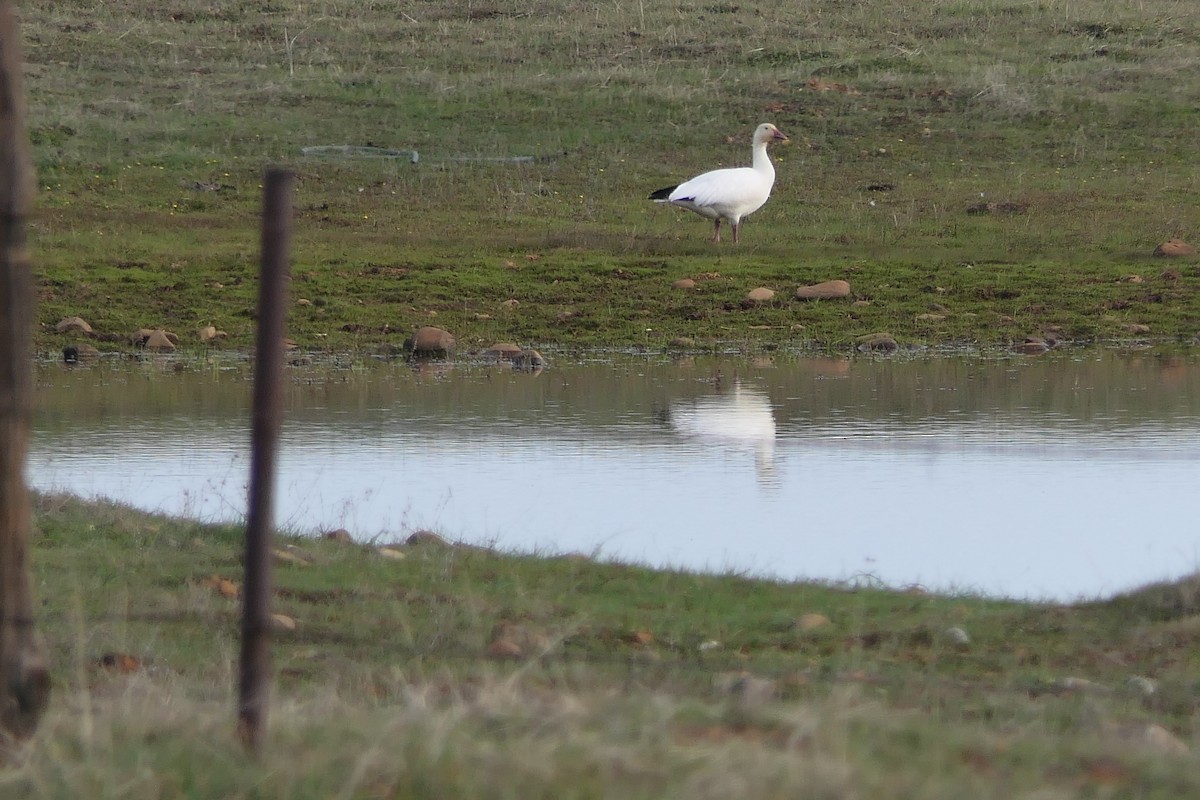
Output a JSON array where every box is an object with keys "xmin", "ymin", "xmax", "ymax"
[{"xmin": 751, "ymin": 141, "xmax": 775, "ymax": 178}]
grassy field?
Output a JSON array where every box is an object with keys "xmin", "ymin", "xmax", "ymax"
[
  {"xmin": 22, "ymin": 0, "xmax": 1200, "ymax": 355},
  {"xmin": 9, "ymin": 1, "xmax": 1200, "ymax": 795},
  {"xmin": 5, "ymin": 491, "xmax": 1200, "ymax": 798}
]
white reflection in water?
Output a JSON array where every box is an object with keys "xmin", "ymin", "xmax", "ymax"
[
  {"xmin": 26, "ymin": 355, "xmax": 1200, "ymax": 602},
  {"xmin": 669, "ymin": 383, "xmax": 777, "ymax": 488}
]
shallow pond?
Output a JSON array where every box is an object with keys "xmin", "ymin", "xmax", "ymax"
[{"xmin": 28, "ymin": 350, "xmax": 1200, "ymax": 601}]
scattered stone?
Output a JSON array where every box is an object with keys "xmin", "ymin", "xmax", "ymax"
[
  {"xmin": 55, "ymin": 316, "xmax": 92, "ymax": 334},
  {"xmin": 272, "ymin": 547, "xmax": 311, "ymax": 566},
  {"xmin": 486, "ymin": 639, "xmax": 523, "ymax": 660},
  {"xmin": 270, "ymin": 613, "xmax": 297, "ymax": 631},
  {"xmin": 198, "ymin": 325, "xmax": 228, "ymax": 342},
  {"xmin": 698, "ymin": 640, "xmax": 721, "ymax": 652},
  {"xmin": 796, "ymin": 613, "xmax": 831, "ymax": 632},
  {"xmin": 376, "ymin": 547, "xmax": 406, "ymax": 561},
  {"xmin": 406, "ymin": 530, "xmax": 450, "ymax": 547},
  {"xmin": 1013, "ymin": 338, "xmax": 1049, "ymax": 355},
  {"xmin": 856, "ymin": 332, "xmax": 898, "ymax": 352},
  {"xmin": 296, "ymin": 298, "xmax": 313, "ymax": 306},
  {"xmin": 943, "ymin": 626, "xmax": 971, "ymax": 646},
  {"xmin": 403, "ymin": 326, "xmax": 455, "ymax": 357},
  {"xmin": 1152, "ymin": 238, "xmax": 1195, "ymax": 258},
  {"xmin": 482, "ymin": 342, "xmax": 523, "ymax": 360},
  {"xmin": 494, "ymin": 622, "xmax": 553, "ymax": 655},
  {"xmin": 62, "ymin": 343, "xmax": 100, "ymax": 363},
  {"xmin": 1123, "ymin": 323, "xmax": 1151, "ymax": 334},
  {"xmin": 323, "ymin": 528, "xmax": 353, "ymax": 543},
  {"xmin": 796, "ymin": 279, "xmax": 851, "ymax": 300},
  {"xmin": 673, "ymin": 278, "xmax": 696, "ymax": 290},
  {"xmin": 1109, "ymin": 722, "xmax": 1189, "ymax": 756},
  {"xmin": 512, "ymin": 349, "xmax": 545, "ymax": 372},
  {"xmin": 668, "ymin": 337, "xmax": 695, "ymax": 349},
  {"xmin": 142, "ymin": 330, "xmax": 177, "ymax": 352},
  {"xmin": 501, "ymin": 298, "xmax": 520, "ymax": 309},
  {"xmin": 1053, "ymin": 676, "xmax": 1111, "ymax": 695},
  {"xmin": 746, "ymin": 287, "xmax": 775, "ymax": 302},
  {"xmin": 1121, "ymin": 274, "xmax": 1145, "ymax": 284}
]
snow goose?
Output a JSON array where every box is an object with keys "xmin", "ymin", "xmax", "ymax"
[{"xmin": 649, "ymin": 123, "xmax": 788, "ymax": 244}]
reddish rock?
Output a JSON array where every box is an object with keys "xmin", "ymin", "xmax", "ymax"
[
  {"xmin": 746, "ymin": 287, "xmax": 775, "ymax": 302},
  {"xmin": 856, "ymin": 332, "xmax": 897, "ymax": 352},
  {"xmin": 55, "ymin": 316, "xmax": 92, "ymax": 334},
  {"xmin": 482, "ymin": 342, "xmax": 523, "ymax": 360},
  {"xmin": 143, "ymin": 330, "xmax": 177, "ymax": 352},
  {"xmin": 796, "ymin": 279, "xmax": 851, "ymax": 300},
  {"xmin": 673, "ymin": 278, "xmax": 696, "ymax": 290},
  {"xmin": 1153, "ymin": 239, "xmax": 1196, "ymax": 258},
  {"xmin": 404, "ymin": 326, "xmax": 456, "ymax": 357}
]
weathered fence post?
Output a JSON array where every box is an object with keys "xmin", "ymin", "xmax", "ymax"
[
  {"xmin": 237, "ymin": 170, "xmax": 294, "ymax": 754},
  {"xmin": 0, "ymin": 0, "xmax": 50, "ymax": 744}
]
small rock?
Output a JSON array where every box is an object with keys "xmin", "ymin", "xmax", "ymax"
[
  {"xmin": 296, "ymin": 298, "xmax": 313, "ymax": 307},
  {"xmin": 62, "ymin": 343, "xmax": 100, "ymax": 363},
  {"xmin": 698, "ymin": 640, "xmax": 721, "ymax": 652},
  {"xmin": 270, "ymin": 613, "xmax": 297, "ymax": 631},
  {"xmin": 943, "ymin": 626, "xmax": 970, "ymax": 646},
  {"xmin": 856, "ymin": 333, "xmax": 898, "ymax": 352},
  {"xmin": 486, "ymin": 639, "xmax": 523, "ymax": 660},
  {"xmin": 1110, "ymin": 722, "xmax": 1189, "ymax": 756},
  {"xmin": 323, "ymin": 528, "xmax": 353, "ymax": 543},
  {"xmin": 668, "ymin": 337, "xmax": 695, "ymax": 349},
  {"xmin": 796, "ymin": 613, "xmax": 831, "ymax": 631},
  {"xmin": 403, "ymin": 326, "xmax": 455, "ymax": 357},
  {"xmin": 512, "ymin": 349, "xmax": 545, "ymax": 372},
  {"xmin": 198, "ymin": 325, "xmax": 222, "ymax": 342},
  {"xmin": 482, "ymin": 342, "xmax": 523, "ymax": 360},
  {"xmin": 1053, "ymin": 676, "xmax": 1110, "ymax": 694},
  {"xmin": 746, "ymin": 287, "xmax": 775, "ymax": 302},
  {"xmin": 501, "ymin": 298, "xmax": 520, "ymax": 309},
  {"xmin": 406, "ymin": 530, "xmax": 450, "ymax": 547},
  {"xmin": 673, "ymin": 278, "xmax": 696, "ymax": 290},
  {"xmin": 142, "ymin": 330, "xmax": 177, "ymax": 352},
  {"xmin": 1152, "ymin": 238, "xmax": 1196, "ymax": 258},
  {"xmin": 55, "ymin": 316, "xmax": 93, "ymax": 334},
  {"xmin": 272, "ymin": 547, "xmax": 311, "ymax": 566},
  {"xmin": 1123, "ymin": 323, "xmax": 1151, "ymax": 334},
  {"xmin": 796, "ymin": 279, "xmax": 851, "ymax": 300},
  {"xmin": 376, "ymin": 547, "xmax": 406, "ymax": 561}
]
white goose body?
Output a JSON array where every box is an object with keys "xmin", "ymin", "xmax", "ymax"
[{"xmin": 650, "ymin": 123, "xmax": 788, "ymax": 243}]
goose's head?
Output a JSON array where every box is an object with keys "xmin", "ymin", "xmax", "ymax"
[{"xmin": 754, "ymin": 123, "xmax": 789, "ymax": 146}]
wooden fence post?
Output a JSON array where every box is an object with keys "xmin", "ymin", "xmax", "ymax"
[
  {"xmin": 237, "ymin": 170, "xmax": 294, "ymax": 754},
  {"xmin": 0, "ymin": 0, "xmax": 50, "ymax": 745}
]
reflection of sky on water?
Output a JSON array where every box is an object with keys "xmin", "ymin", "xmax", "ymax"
[{"xmin": 26, "ymin": 356, "xmax": 1200, "ymax": 602}]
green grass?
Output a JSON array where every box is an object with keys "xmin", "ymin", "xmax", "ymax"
[
  {"xmin": 22, "ymin": 0, "xmax": 1200, "ymax": 356},
  {"xmin": 8, "ymin": 491, "xmax": 1200, "ymax": 797},
  {"xmin": 9, "ymin": 1, "xmax": 1200, "ymax": 793}
]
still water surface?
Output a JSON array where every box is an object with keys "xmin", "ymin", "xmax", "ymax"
[{"xmin": 27, "ymin": 351, "xmax": 1200, "ymax": 601}]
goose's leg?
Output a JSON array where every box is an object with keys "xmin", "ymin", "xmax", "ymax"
[
  {"xmin": 712, "ymin": 219, "xmax": 722, "ymax": 244},
  {"xmin": 731, "ymin": 221, "xmax": 741, "ymax": 244}
]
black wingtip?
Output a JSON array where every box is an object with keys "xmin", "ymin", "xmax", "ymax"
[{"xmin": 648, "ymin": 185, "xmax": 677, "ymax": 201}]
